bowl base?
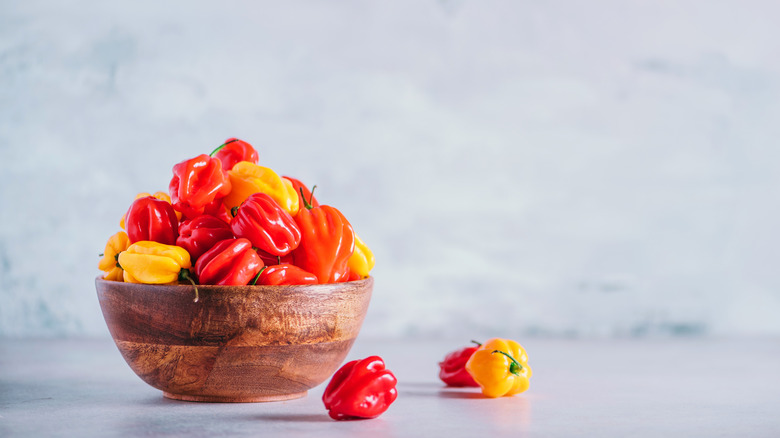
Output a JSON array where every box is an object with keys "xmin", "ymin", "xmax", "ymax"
[{"xmin": 163, "ymin": 391, "xmax": 307, "ymax": 403}]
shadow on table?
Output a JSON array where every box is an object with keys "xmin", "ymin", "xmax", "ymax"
[
  {"xmin": 250, "ymin": 413, "xmax": 332, "ymax": 423},
  {"xmin": 398, "ymin": 381, "xmax": 484, "ymax": 399}
]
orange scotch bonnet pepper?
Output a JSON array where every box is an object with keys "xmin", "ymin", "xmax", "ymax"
[
  {"xmin": 465, "ymin": 338, "xmax": 532, "ymax": 398},
  {"xmin": 223, "ymin": 162, "xmax": 299, "ymax": 216}
]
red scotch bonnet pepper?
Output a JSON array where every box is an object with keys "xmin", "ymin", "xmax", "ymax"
[
  {"xmin": 124, "ymin": 196, "xmax": 179, "ymax": 245},
  {"xmin": 322, "ymin": 356, "xmax": 397, "ymax": 420},
  {"xmin": 194, "ymin": 238, "xmax": 263, "ymax": 286},
  {"xmin": 169, "ymin": 152, "xmax": 232, "ymax": 219},
  {"xmin": 438, "ymin": 341, "xmax": 481, "ymax": 387},
  {"xmin": 176, "ymin": 215, "xmax": 233, "ymax": 262},
  {"xmin": 256, "ymin": 264, "xmax": 318, "ymax": 286},
  {"xmin": 230, "ymin": 192, "xmax": 302, "ymax": 257},
  {"xmin": 212, "ymin": 138, "xmax": 259, "ymax": 171}
]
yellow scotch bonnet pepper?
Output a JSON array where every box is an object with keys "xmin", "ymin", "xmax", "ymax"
[
  {"xmin": 118, "ymin": 241, "xmax": 191, "ymax": 283},
  {"xmin": 347, "ymin": 233, "xmax": 375, "ymax": 278},
  {"xmin": 465, "ymin": 338, "xmax": 532, "ymax": 398},
  {"xmin": 223, "ymin": 161, "xmax": 299, "ymax": 216},
  {"xmin": 98, "ymin": 231, "xmax": 131, "ymax": 281}
]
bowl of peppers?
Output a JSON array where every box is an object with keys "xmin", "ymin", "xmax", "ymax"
[{"xmin": 96, "ymin": 139, "xmax": 375, "ymax": 402}]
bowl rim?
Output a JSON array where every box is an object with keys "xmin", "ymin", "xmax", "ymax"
[{"xmin": 95, "ymin": 275, "xmax": 374, "ymax": 289}]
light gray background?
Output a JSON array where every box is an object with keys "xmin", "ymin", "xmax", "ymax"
[{"xmin": 1, "ymin": 0, "xmax": 778, "ymax": 338}]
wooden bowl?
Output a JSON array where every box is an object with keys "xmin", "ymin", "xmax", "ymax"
[{"xmin": 95, "ymin": 277, "xmax": 373, "ymax": 402}]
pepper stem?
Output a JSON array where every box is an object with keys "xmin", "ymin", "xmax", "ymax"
[
  {"xmin": 471, "ymin": 340, "xmax": 482, "ymax": 347},
  {"xmin": 251, "ymin": 266, "xmax": 267, "ymax": 286},
  {"xmin": 300, "ymin": 186, "xmax": 317, "ymax": 210},
  {"xmin": 179, "ymin": 269, "xmax": 200, "ymax": 302},
  {"xmin": 231, "ymin": 206, "xmax": 239, "ymax": 217},
  {"xmin": 209, "ymin": 138, "xmax": 239, "ymax": 157},
  {"xmin": 491, "ymin": 350, "xmax": 523, "ymax": 375}
]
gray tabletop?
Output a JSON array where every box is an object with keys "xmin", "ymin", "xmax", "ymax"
[{"xmin": 1, "ymin": 337, "xmax": 779, "ymax": 437}]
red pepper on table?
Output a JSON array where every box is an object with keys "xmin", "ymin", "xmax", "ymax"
[
  {"xmin": 292, "ymin": 190, "xmax": 355, "ymax": 283},
  {"xmin": 256, "ymin": 264, "xmax": 318, "ymax": 285},
  {"xmin": 211, "ymin": 138, "xmax": 259, "ymax": 171},
  {"xmin": 230, "ymin": 192, "xmax": 302, "ymax": 257},
  {"xmin": 194, "ymin": 238, "xmax": 263, "ymax": 286},
  {"xmin": 283, "ymin": 176, "xmax": 319, "ymax": 213},
  {"xmin": 169, "ymin": 153, "xmax": 232, "ymax": 219},
  {"xmin": 124, "ymin": 196, "xmax": 179, "ymax": 245},
  {"xmin": 176, "ymin": 215, "xmax": 234, "ymax": 261},
  {"xmin": 322, "ymin": 356, "xmax": 398, "ymax": 420},
  {"xmin": 438, "ymin": 341, "xmax": 481, "ymax": 387}
]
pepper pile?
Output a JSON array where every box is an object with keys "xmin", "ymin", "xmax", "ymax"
[{"xmin": 98, "ymin": 138, "xmax": 375, "ymax": 287}]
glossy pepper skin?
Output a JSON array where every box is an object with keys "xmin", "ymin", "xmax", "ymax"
[
  {"xmin": 292, "ymin": 194, "xmax": 355, "ymax": 284},
  {"xmin": 283, "ymin": 176, "xmax": 319, "ymax": 212},
  {"xmin": 347, "ymin": 233, "xmax": 375, "ymax": 279},
  {"xmin": 322, "ymin": 356, "xmax": 398, "ymax": 420},
  {"xmin": 438, "ymin": 342, "xmax": 481, "ymax": 387},
  {"xmin": 176, "ymin": 215, "xmax": 234, "ymax": 261},
  {"xmin": 465, "ymin": 338, "xmax": 532, "ymax": 398},
  {"xmin": 223, "ymin": 161, "xmax": 299, "ymax": 215},
  {"xmin": 98, "ymin": 231, "xmax": 130, "ymax": 281},
  {"xmin": 120, "ymin": 191, "xmax": 181, "ymax": 229},
  {"xmin": 256, "ymin": 264, "xmax": 318, "ymax": 285},
  {"xmin": 124, "ymin": 196, "xmax": 179, "ymax": 245},
  {"xmin": 169, "ymin": 154, "xmax": 232, "ymax": 219},
  {"xmin": 195, "ymin": 238, "xmax": 263, "ymax": 286},
  {"xmin": 211, "ymin": 138, "xmax": 259, "ymax": 171},
  {"xmin": 256, "ymin": 248, "xmax": 293, "ymax": 267},
  {"xmin": 231, "ymin": 192, "xmax": 302, "ymax": 257},
  {"xmin": 118, "ymin": 241, "xmax": 192, "ymax": 284}
]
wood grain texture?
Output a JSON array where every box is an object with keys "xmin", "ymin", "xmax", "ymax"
[{"xmin": 95, "ymin": 277, "xmax": 373, "ymax": 402}]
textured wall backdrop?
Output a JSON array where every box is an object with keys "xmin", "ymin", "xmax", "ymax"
[{"xmin": 1, "ymin": 0, "xmax": 779, "ymax": 338}]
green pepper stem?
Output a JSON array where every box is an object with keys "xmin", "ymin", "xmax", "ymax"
[
  {"xmin": 471, "ymin": 340, "xmax": 482, "ymax": 347},
  {"xmin": 491, "ymin": 350, "xmax": 523, "ymax": 375},
  {"xmin": 179, "ymin": 269, "xmax": 200, "ymax": 302},
  {"xmin": 231, "ymin": 206, "xmax": 239, "ymax": 217},
  {"xmin": 300, "ymin": 186, "xmax": 317, "ymax": 210},
  {"xmin": 209, "ymin": 138, "xmax": 239, "ymax": 157},
  {"xmin": 251, "ymin": 266, "xmax": 267, "ymax": 286}
]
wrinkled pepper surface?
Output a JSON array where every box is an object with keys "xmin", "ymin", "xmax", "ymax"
[
  {"xmin": 347, "ymin": 233, "xmax": 374, "ymax": 279},
  {"xmin": 292, "ymin": 193, "xmax": 355, "ymax": 284},
  {"xmin": 211, "ymin": 138, "xmax": 259, "ymax": 171},
  {"xmin": 194, "ymin": 238, "xmax": 263, "ymax": 286},
  {"xmin": 223, "ymin": 161, "xmax": 299, "ymax": 215},
  {"xmin": 176, "ymin": 215, "xmax": 234, "ymax": 261},
  {"xmin": 98, "ymin": 231, "xmax": 130, "ymax": 281},
  {"xmin": 169, "ymin": 154, "xmax": 232, "ymax": 218},
  {"xmin": 438, "ymin": 342, "xmax": 481, "ymax": 387},
  {"xmin": 124, "ymin": 196, "xmax": 180, "ymax": 245},
  {"xmin": 231, "ymin": 192, "xmax": 301, "ymax": 256},
  {"xmin": 118, "ymin": 241, "xmax": 193, "ymax": 285},
  {"xmin": 465, "ymin": 338, "xmax": 532, "ymax": 398},
  {"xmin": 322, "ymin": 356, "xmax": 398, "ymax": 420},
  {"xmin": 256, "ymin": 264, "xmax": 318, "ymax": 285}
]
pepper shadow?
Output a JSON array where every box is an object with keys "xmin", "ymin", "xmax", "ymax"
[{"xmin": 251, "ymin": 413, "xmax": 333, "ymax": 423}]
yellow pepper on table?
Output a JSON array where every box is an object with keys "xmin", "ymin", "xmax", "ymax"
[
  {"xmin": 347, "ymin": 233, "xmax": 375, "ymax": 279},
  {"xmin": 222, "ymin": 161, "xmax": 299, "ymax": 216},
  {"xmin": 98, "ymin": 231, "xmax": 131, "ymax": 281},
  {"xmin": 465, "ymin": 338, "xmax": 532, "ymax": 398}
]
